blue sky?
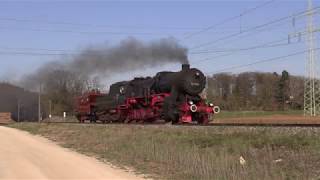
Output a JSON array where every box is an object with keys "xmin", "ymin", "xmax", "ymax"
[{"xmin": 0, "ymin": 0, "xmax": 317, "ymax": 85}]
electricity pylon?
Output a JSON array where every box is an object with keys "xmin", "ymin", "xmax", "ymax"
[{"xmin": 304, "ymin": 0, "xmax": 320, "ymax": 116}]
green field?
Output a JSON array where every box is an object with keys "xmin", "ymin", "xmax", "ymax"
[
  {"xmin": 214, "ymin": 110, "xmax": 303, "ymax": 119},
  {"xmin": 9, "ymin": 122, "xmax": 320, "ymax": 180}
]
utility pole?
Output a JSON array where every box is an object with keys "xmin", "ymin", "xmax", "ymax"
[
  {"xmin": 49, "ymin": 100, "xmax": 52, "ymax": 119},
  {"xmin": 203, "ymin": 76, "xmax": 208, "ymax": 99},
  {"xmin": 304, "ymin": 0, "xmax": 320, "ymax": 116},
  {"xmin": 38, "ymin": 83, "xmax": 41, "ymax": 123},
  {"xmin": 17, "ymin": 99, "xmax": 20, "ymax": 122}
]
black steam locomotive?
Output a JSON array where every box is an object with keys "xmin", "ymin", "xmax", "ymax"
[{"xmin": 75, "ymin": 64, "xmax": 220, "ymax": 124}]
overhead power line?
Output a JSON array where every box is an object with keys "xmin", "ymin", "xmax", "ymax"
[
  {"xmin": 0, "ymin": 27, "xmax": 315, "ymax": 58},
  {"xmin": 0, "ymin": 26, "xmax": 174, "ymax": 36},
  {"xmin": 191, "ymin": 41, "xmax": 293, "ymax": 54},
  {"xmin": 205, "ymin": 48, "xmax": 320, "ymax": 75},
  {"xmin": 190, "ymin": 20, "xmax": 307, "ymax": 52},
  {"xmin": 190, "ymin": 6, "xmax": 320, "ymax": 50},
  {"xmin": 0, "ymin": 51, "xmax": 73, "ymax": 56},
  {"xmin": 0, "ymin": 40, "xmax": 298, "ymax": 57},
  {"xmin": 190, "ymin": 27, "xmax": 317, "ymax": 54},
  {"xmin": 189, "ymin": 41, "xmax": 300, "ymax": 66},
  {"xmin": 0, "ymin": 17, "xmax": 205, "ymax": 30},
  {"xmin": 0, "ymin": 46, "xmax": 76, "ymax": 53},
  {"xmin": 0, "ymin": 25, "xmax": 313, "ymax": 56},
  {"xmin": 182, "ymin": 0, "xmax": 276, "ymax": 40},
  {"xmin": 0, "ymin": 25, "xmax": 271, "ymax": 37},
  {"xmin": 0, "ymin": 30, "xmax": 310, "ymax": 57}
]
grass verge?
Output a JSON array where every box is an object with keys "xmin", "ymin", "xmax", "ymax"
[
  {"xmin": 9, "ymin": 122, "xmax": 320, "ymax": 180},
  {"xmin": 214, "ymin": 110, "xmax": 303, "ymax": 119}
]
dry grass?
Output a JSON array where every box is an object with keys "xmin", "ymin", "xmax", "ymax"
[{"xmin": 9, "ymin": 123, "xmax": 320, "ymax": 180}]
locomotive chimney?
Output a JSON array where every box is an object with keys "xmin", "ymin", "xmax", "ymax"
[{"xmin": 182, "ymin": 64, "xmax": 190, "ymax": 71}]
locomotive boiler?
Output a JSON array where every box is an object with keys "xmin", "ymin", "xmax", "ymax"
[{"xmin": 75, "ymin": 64, "xmax": 220, "ymax": 124}]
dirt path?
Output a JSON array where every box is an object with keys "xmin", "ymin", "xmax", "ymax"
[{"xmin": 0, "ymin": 126, "xmax": 145, "ymax": 180}]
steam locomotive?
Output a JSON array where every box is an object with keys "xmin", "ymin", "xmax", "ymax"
[{"xmin": 75, "ymin": 64, "xmax": 220, "ymax": 124}]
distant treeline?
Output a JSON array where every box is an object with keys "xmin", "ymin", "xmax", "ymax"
[
  {"xmin": 0, "ymin": 83, "xmax": 38, "ymax": 121},
  {"xmin": 0, "ymin": 70, "xmax": 304, "ymax": 121},
  {"xmin": 207, "ymin": 71, "xmax": 303, "ymax": 111}
]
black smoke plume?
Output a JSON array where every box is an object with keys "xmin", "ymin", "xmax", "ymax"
[
  {"xmin": 69, "ymin": 37, "xmax": 188, "ymax": 76},
  {"xmin": 22, "ymin": 37, "xmax": 188, "ymax": 90}
]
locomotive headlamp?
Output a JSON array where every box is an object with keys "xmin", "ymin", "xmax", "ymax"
[
  {"xmin": 119, "ymin": 86, "xmax": 125, "ymax": 94},
  {"xmin": 213, "ymin": 106, "xmax": 220, "ymax": 114},
  {"xmin": 190, "ymin": 104, "xmax": 197, "ymax": 112},
  {"xmin": 188, "ymin": 101, "xmax": 194, "ymax": 105}
]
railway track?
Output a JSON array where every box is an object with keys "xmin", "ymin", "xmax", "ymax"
[{"xmin": 41, "ymin": 121, "xmax": 320, "ymax": 127}]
